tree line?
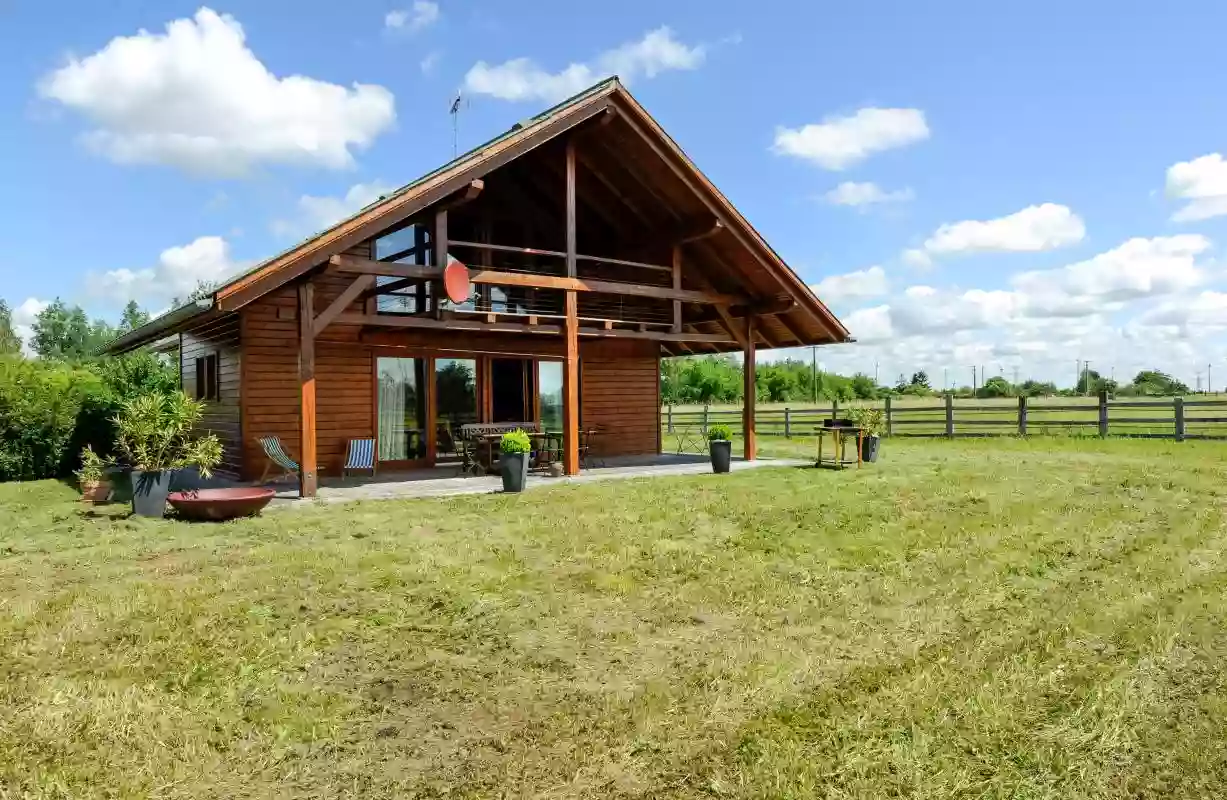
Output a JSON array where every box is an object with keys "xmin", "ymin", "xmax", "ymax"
[{"xmin": 660, "ymin": 355, "xmax": 1195, "ymax": 405}]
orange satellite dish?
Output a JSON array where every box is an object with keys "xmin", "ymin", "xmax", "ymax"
[{"xmin": 442, "ymin": 257, "xmax": 471, "ymax": 304}]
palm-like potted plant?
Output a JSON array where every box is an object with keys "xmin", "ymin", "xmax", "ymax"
[
  {"xmin": 708, "ymin": 423, "xmax": 732, "ymax": 473},
  {"xmin": 113, "ymin": 392, "xmax": 223, "ymax": 518},
  {"xmin": 500, "ymin": 429, "xmax": 532, "ymax": 493},
  {"xmin": 75, "ymin": 445, "xmax": 112, "ymax": 504},
  {"xmin": 847, "ymin": 406, "xmax": 885, "ymax": 463}
]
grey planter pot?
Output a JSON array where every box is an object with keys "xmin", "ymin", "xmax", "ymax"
[
  {"xmin": 709, "ymin": 440, "xmax": 732, "ymax": 473},
  {"xmin": 501, "ymin": 452, "xmax": 529, "ymax": 492},
  {"xmin": 131, "ymin": 469, "xmax": 172, "ymax": 518},
  {"xmin": 860, "ymin": 435, "xmax": 881, "ymax": 463}
]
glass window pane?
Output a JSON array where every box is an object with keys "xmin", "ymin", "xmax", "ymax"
[
  {"xmin": 539, "ymin": 361, "xmax": 563, "ymax": 433},
  {"xmin": 435, "ymin": 358, "xmax": 478, "ymax": 459},
  {"xmin": 376, "ymin": 357, "xmax": 427, "ymax": 461}
]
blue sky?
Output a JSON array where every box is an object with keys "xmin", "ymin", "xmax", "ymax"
[{"xmin": 5, "ymin": 1, "xmax": 1227, "ymax": 387}]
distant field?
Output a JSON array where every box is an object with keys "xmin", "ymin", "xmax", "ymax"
[{"xmin": 663, "ymin": 395, "xmax": 1227, "ymax": 440}]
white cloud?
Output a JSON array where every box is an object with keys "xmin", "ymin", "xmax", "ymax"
[
  {"xmin": 823, "ymin": 181, "xmax": 914, "ymax": 208},
  {"xmin": 420, "ymin": 51, "xmax": 442, "ymax": 75},
  {"xmin": 39, "ymin": 7, "xmax": 396, "ymax": 176},
  {"xmin": 272, "ymin": 180, "xmax": 396, "ymax": 238},
  {"xmin": 1166, "ymin": 153, "xmax": 1227, "ymax": 222},
  {"xmin": 386, "ymin": 2, "xmax": 439, "ymax": 33},
  {"xmin": 844, "ymin": 305, "xmax": 893, "ymax": 343},
  {"xmin": 921, "ymin": 203, "xmax": 1086, "ymax": 256},
  {"xmin": 811, "ymin": 266, "xmax": 889, "ymax": 304},
  {"xmin": 772, "ymin": 108, "xmax": 929, "ymax": 171},
  {"xmin": 12, "ymin": 298, "xmax": 49, "ymax": 355},
  {"xmin": 86, "ymin": 236, "xmax": 243, "ymax": 306},
  {"xmin": 901, "ymin": 248, "xmax": 933, "ymax": 270},
  {"xmin": 1137, "ymin": 291, "xmax": 1227, "ymax": 332},
  {"xmin": 1012, "ymin": 234, "xmax": 1210, "ymax": 307},
  {"xmin": 463, "ymin": 26, "xmax": 704, "ymax": 103}
]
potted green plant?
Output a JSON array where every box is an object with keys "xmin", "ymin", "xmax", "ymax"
[
  {"xmin": 113, "ymin": 392, "xmax": 223, "ymax": 518},
  {"xmin": 847, "ymin": 407, "xmax": 885, "ymax": 463},
  {"xmin": 75, "ymin": 445, "xmax": 112, "ymax": 504},
  {"xmin": 499, "ymin": 429, "xmax": 532, "ymax": 493},
  {"xmin": 708, "ymin": 423, "xmax": 732, "ymax": 473}
]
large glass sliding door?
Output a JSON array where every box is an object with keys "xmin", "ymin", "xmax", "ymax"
[
  {"xmin": 435, "ymin": 358, "xmax": 478, "ymax": 460},
  {"xmin": 538, "ymin": 361, "xmax": 564, "ymax": 433},
  {"xmin": 376, "ymin": 357, "xmax": 428, "ymax": 464}
]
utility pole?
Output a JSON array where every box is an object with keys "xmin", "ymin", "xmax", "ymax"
[
  {"xmin": 874, "ymin": 359, "xmax": 879, "ymax": 386},
  {"xmin": 1012, "ymin": 366, "xmax": 1019, "ymax": 388},
  {"xmin": 1208, "ymin": 363, "xmax": 1213, "ymax": 395},
  {"xmin": 943, "ymin": 367, "xmax": 948, "ymax": 392},
  {"xmin": 1076, "ymin": 359, "xmax": 1081, "ymax": 394},
  {"xmin": 972, "ymin": 365, "xmax": 977, "ymax": 396},
  {"xmin": 1084, "ymin": 361, "xmax": 1091, "ymax": 397}
]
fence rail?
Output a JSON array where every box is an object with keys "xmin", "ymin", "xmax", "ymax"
[{"xmin": 660, "ymin": 392, "xmax": 1227, "ymax": 442}]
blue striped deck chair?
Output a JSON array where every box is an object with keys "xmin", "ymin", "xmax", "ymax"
[
  {"xmin": 344, "ymin": 438, "xmax": 376, "ymax": 479},
  {"xmin": 257, "ymin": 436, "xmax": 299, "ymax": 485}
]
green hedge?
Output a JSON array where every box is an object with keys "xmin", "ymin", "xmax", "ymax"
[{"xmin": 0, "ymin": 353, "xmax": 177, "ymax": 482}]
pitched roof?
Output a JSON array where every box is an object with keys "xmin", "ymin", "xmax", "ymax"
[{"xmin": 104, "ymin": 77, "xmax": 850, "ymax": 353}]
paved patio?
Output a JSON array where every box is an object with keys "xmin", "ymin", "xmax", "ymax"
[{"xmin": 268, "ymin": 453, "xmax": 810, "ymax": 507}]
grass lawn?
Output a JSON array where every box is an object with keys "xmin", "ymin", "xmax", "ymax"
[{"xmin": 3, "ymin": 438, "xmax": 1227, "ymax": 797}]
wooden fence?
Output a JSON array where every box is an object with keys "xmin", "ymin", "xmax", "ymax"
[{"xmin": 661, "ymin": 392, "xmax": 1227, "ymax": 441}]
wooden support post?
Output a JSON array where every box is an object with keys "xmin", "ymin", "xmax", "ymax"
[
  {"xmin": 1098, "ymin": 389, "xmax": 1109, "ymax": 437},
  {"xmin": 562, "ymin": 137, "xmax": 581, "ymax": 475},
  {"xmin": 414, "ymin": 223, "xmax": 428, "ymax": 313},
  {"xmin": 743, "ymin": 315, "xmax": 757, "ymax": 460},
  {"xmin": 784, "ymin": 407, "xmax": 792, "ymax": 438},
  {"xmin": 297, "ymin": 281, "xmax": 317, "ymax": 498},
  {"xmin": 1175, "ymin": 396, "xmax": 1186, "ymax": 442},
  {"xmin": 1018, "ymin": 395, "xmax": 1028, "ymax": 436},
  {"xmin": 671, "ymin": 244, "xmax": 682, "ymax": 333},
  {"xmin": 667, "ymin": 404, "xmax": 674, "ymax": 434},
  {"xmin": 831, "ymin": 398, "xmax": 839, "ymax": 424},
  {"xmin": 884, "ymin": 396, "xmax": 893, "ymax": 437},
  {"xmin": 432, "ymin": 209, "xmax": 447, "ymax": 319},
  {"xmin": 945, "ymin": 393, "xmax": 955, "ymax": 438}
]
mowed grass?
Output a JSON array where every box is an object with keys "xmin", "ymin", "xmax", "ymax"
[{"xmin": 3, "ymin": 439, "xmax": 1227, "ymax": 798}]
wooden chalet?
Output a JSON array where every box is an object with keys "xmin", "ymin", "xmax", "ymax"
[{"xmin": 103, "ymin": 78, "xmax": 851, "ymax": 496}]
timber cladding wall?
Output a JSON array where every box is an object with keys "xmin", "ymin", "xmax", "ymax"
[
  {"xmin": 181, "ymin": 316, "xmax": 243, "ymax": 476},
  {"xmin": 580, "ymin": 340, "xmax": 660, "ymax": 457}
]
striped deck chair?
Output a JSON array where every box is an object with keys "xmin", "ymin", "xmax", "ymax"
[
  {"xmin": 256, "ymin": 436, "xmax": 299, "ymax": 485},
  {"xmin": 344, "ymin": 438, "xmax": 376, "ymax": 479}
]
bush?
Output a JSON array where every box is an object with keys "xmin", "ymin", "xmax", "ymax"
[
  {"xmin": 847, "ymin": 407, "xmax": 885, "ymax": 436},
  {"xmin": 113, "ymin": 392, "xmax": 223, "ymax": 475},
  {"xmin": 500, "ymin": 429, "xmax": 532, "ymax": 455},
  {"xmin": 0, "ymin": 357, "xmax": 112, "ymax": 481},
  {"xmin": 708, "ymin": 424, "xmax": 732, "ymax": 441}
]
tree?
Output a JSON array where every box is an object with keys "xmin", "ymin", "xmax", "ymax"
[
  {"xmin": 30, "ymin": 300, "xmax": 114, "ymax": 361},
  {"xmin": 171, "ymin": 280, "xmax": 220, "ymax": 308},
  {"xmin": 1122, "ymin": 370, "xmax": 1189, "ymax": 397},
  {"xmin": 850, "ymin": 373, "xmax": 879, "ymax": 400},
  {"xmin": 1019, "ymin": 379, "xmax": 1058, "ymax": 398},
  {"xmin": 977, "ymin": 375, "xmax": 1013, "ymax": 398},
  {"xmin": 910, "ymin": 371, "xmax": 931, "ymax": 390},
  {"xmin": 119, "ymin": 300, "xmax": 150, "ymax": 334},
  {"xmin": 0, "ymin": 300, "xmax": 21, "ymax": 355}
]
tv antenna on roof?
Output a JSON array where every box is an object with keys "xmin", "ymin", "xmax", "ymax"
[{"xmin": 449, "ymin": 90, "xmax": 469, "ymax": 158}]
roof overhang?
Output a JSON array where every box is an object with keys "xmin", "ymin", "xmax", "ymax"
[{"xmin": 100, "ymin": 299, "xmax": 212, "ymax": 355}]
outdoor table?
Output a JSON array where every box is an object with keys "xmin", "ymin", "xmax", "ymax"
[
  {"xmin": 529, "ymin": 431, "xmax": 562, "ymax": 469},
  {"xmin": 476, "ymin": 434, "xmax": 502, "ymax": 473},
  {"xmin": 816, "ymin": 425, "xmax": 863, "ymax": 469}
]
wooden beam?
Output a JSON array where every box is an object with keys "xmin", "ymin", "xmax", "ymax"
[
  {"xmin": 563, "ymin": 137, "xmax": 580, "ymax": 476},
  {"xmin": 578, "ymin": 327, "xmax": 738, "ymax": 344},
  {"xmin": 449, "ymin": 239, "xmax": 567, "ymax": 259},
  {"xmin": 329, "ymin": 255, "xmax": 745, "ymax": 304},
  {"xmin": 671, "ymin": 244, "xmax": 682, "ymax": 333},
  {"xmin": 679, "ymin": 218, "xmax": 724, "ymax": 245},
  {"xmin": 314, "ymin": 274, "xmax": 374, "ymax": 333},
  {"xmin": 333, "ymin": 312, "xmax": 560, "ymax": 335},
  {"xmin": 433, "ymin": 208, "xmax": 447, "ymax": 319},
  {"xmin": 438, "ymin": 179, "xmax": 483, "ymax": 211},
  {"xmin": 361, "ymin": 276, "xmax": 416, "ymax": 299},
  {"xmin": 298, "ymin": 281, "xmax": 317, "ymax": 497},
  {"xmin": 743, "ymin": 314, "xmax": 757, "ymax": 461}
]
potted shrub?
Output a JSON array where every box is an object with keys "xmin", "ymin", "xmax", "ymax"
[
  {"xmin": 708, "ymin": 423, "xmax": 732, "ymax": 473},
  {"xmin": 847, "ymin": 407, "xmax": 885, "ymax": 463},
  {"xmin": 113, "ymin": 392, "xmax": 223, "ymax": 518},
  {"xmin": 500, "ymin": 429, "xmax": 532, "ymax": 493},
  {"xmin": 75, "ymin": 445, "xmax": 112, "ymax": 504}
]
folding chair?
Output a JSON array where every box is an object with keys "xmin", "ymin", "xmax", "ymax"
[
  {"xmin": 256, "ymin": 436, "xmax": 299, "ymax": 484},
  {"xmin": 343, "ymin": 438, "xmax": 376, "ymax": 479}
]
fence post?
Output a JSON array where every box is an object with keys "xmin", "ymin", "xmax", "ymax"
[
  {"xmin": 832, "ymin": 399, "xmax": 840, "ymax": 423},
  {"xmin": 667, "ymin": 404, "xmax": 673, "ymax": 434},
  {"xmin": 784, "ymin": 407, "xmax": 792, "ymax": 438},
  {"xmin": 1098, "ymin": 390, "xmax": 1109, "ymax": 437},
  {"xmin": 945, "ymin": 393, "xmax": 954, "ymax": 438},
  {"xmin": 1018, "ymin": 395, "xmax": 1028, "ymax": 436},
  {"xmin": 885, "ymin": 396, "xmax": 893, "ymax": 437},
  {"xmin": 1175, "ymin": 397, "xmax": 1185, "ymax": 442},
  {"xmin": 702, "ymin": 405, "xmax": 710, "ymax": 435}
]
